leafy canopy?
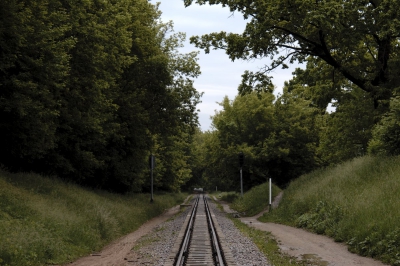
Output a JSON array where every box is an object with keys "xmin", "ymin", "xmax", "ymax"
[{"xmin": 184, "ymin": 0, "xmax": 400, "ymax": 106}]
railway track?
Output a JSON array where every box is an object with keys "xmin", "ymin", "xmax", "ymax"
[{"xmin": 167, "ymin": 194, "xmax": 235, "ymax": 266}]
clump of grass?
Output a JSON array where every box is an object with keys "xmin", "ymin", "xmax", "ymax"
[
  {"xmin": 260, "ymin": 155, "xmax": 400, "ymax": 265},
  {"xmin": 216, "ymin": 191, "xmax": 239, "ymax": 203},
  {"xmin": 230, "ymin": 182, "xmax": 282, "ymax": 216},
  {"xmin": 0, "ymin": 169, "xmax": 187, "ymax": 266}
]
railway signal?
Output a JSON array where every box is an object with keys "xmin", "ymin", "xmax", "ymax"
[{"xmin": 238, "ymin": 152, "xmax": 244, "ymax": 167}]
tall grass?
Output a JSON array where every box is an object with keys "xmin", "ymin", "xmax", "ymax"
[
  {"xmin": 259, "ymin": 155, "xmax": 400, "ymax": 265},
  {"xmin": 230, "ymin": 182, "xmax": 282, "ymax": 216},
  {"xmin": 0, "ymin": 169, "xmax": 187, "ymax": 266}
]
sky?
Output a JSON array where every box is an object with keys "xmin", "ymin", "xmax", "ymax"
[{"xmin": 157, "ymin": 0, "xmax": 297, "ymax": 131}]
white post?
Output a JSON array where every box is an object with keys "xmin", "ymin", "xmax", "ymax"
[{"xmin": 269, "ymin": 178, "xmax": 272, "ymax": 209}]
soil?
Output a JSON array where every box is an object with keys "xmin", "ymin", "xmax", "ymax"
[{"xmin": 66, "ymin": 194, "xmax": 389, "ymax": 266}]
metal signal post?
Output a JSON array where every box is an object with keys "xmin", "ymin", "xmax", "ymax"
[
  {"xmin": 149, "ymin": 154, "xmax": 156, "ymax": 202},
  {"xmin": 238, "ymin": 152, "xmax": 244, "ymax": 197}
]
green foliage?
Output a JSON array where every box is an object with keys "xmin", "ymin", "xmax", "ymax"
[
  {"xmin": 201, "ymin": 92, "xmax": 277, "ymax": 190},
  {"xmin": 295, "ymin": 201, "xmax": 344, "ymax": 237},
  {"xmin": 185, "ymin": 0, "xmax": 400, "ymax": 106},
  {"xmin": 0, "ymin": 0, "xmax": 73, "ymax": 165},
  {"xmin": 368, "ymin": 96, "xmax": 400, "ymax": 156},
  {"xmin": 260, "ymin": 156, "xmax": 400, "ymax": 265},
  {"xmin": 347, "ymin": 229, "xmax": 400, "ymax": 264},
  {"xmin": 318, "ymin": 87, "xmax": 380, "ymax": 164},
  {"xmin": 0, "ymin": 0, "xmax": 201, "ymax": 192},
  {"xmin": 0, "ymin": 169, "xmax": 187, "ymax": 266},
  {"xmin": 200, "ymin": 88, "xmax": 321, "ymax": 190},
  {"xmin": 266, "ymin": 88, "xmax": 322, "ymax": 185}
]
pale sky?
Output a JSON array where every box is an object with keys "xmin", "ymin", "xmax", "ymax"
[{"xmin": 157, "ymin": 0, "xmax": 297, "ymax": 131}]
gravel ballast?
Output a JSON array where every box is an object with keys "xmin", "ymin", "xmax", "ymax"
[{"xmin": 125, "ymin": 196, "xmax": 270, "ymax": 265}]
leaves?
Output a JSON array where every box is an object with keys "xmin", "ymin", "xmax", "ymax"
[
  {"xmin": 0, "ymin": 0, "xmax": 202, "ymax": 192},
  {"xmin": 199, "ymin": 88, "xmax": 321, "ymax": 190},
  {"xmin": 186, "ymin": 0, "xmax": 400, "ymax": 105},
  {"xmin": 368, "ymin": 95, "xmax": 400, "ymax": 156}
]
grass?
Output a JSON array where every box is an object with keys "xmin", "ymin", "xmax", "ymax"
[
  {"xmin": 230, "ymin": 182, "xmax": 282, "ymax": 216},
  {"xmin": 259, "ymin": 155, "xmax": 400, "ymax": 266},
  {"xmin": 3, "ymin": 155, "xmax": 399, "ymax": 265},
  {"xmin": 0, "ymin": 169, "xmax": 187, "ymax": 266}
]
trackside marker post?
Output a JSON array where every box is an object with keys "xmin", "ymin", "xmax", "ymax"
[{"xmin": 269, "ymin": 178, "xmax": 272, "ymax": 211}]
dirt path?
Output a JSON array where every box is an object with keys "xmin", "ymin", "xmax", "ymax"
[
  {"xmin": 239, "ymin": 219, "xmax": 387, "ymax": 266},
  {"xmin": 217, "ymin": 195, "xmax": 388, "ymax": 266}
]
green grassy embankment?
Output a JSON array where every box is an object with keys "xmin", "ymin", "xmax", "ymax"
[
  {"xmin": 0, "ymin": 169, "xmax": 187, "ymax": 266},
  {"xmin": 259, "ymin": 155, "xmax": 400, "ymax": 266},
  {"xmin": 212, "ymin": 182, "xmax": 282, "ymax": 216}
]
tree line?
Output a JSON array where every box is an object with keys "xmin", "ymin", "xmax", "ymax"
[
  {"xmin": 186, "ymin": 0, "xmax": 400, "ymax": 191},
  {"xmin": 3, "ymin": 0, "xmax": 400, "ymax": 193},
  {"xmin": 0, "ymin": 0, "xmax": 202, "ymax": 192}
]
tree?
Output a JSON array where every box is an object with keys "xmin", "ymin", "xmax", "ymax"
[
  {"xmin": 201, "ymin": 90, "xmax": 320, "ymax": 189},
  {"xmin": 368, "ymin": 95, "xmax": 400, "ymax": 155},
  {"xmin": 184, "ymin": 0, "xmax": 400, "ymax": 108},
  {"xmin": 0, "ymin": 0, "xmax": 202, "ymax": 193},
  {"xmin": 105, "ymin": 3, "xmax": 202, "ymax": 192},
  {"xmin": 43, "ymin": 0, "xmax": 134, "ymax": 185},
  {"xmin": 0, "ymin": 0, "xmax": 73, "ymax": 169},
  {"xmin": 266, "ymin": 87, "xmax": 322, "ymax": 185},
  {"xmin": 318, "ymin": 87, "xmax": 379, "ymax": 164},
  {"xmin": 284, "ymin": 58, "xmax": 381, "ymax": 164},
  {"xmin": 212, "ymin": 93, "xmax": 276, "ymax": 189}
]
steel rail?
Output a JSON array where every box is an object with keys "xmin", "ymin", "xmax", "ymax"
[
  {"xmin": 174, "ymin": 195, "xmax": 199, "ymax": 266},
  {"xmin": 204, "ymin": 195, "xmax": 225, "ymax": 266},
  {"xmin": 173, "ymin": 194, "xmax": 227, "ymax": 266}
]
